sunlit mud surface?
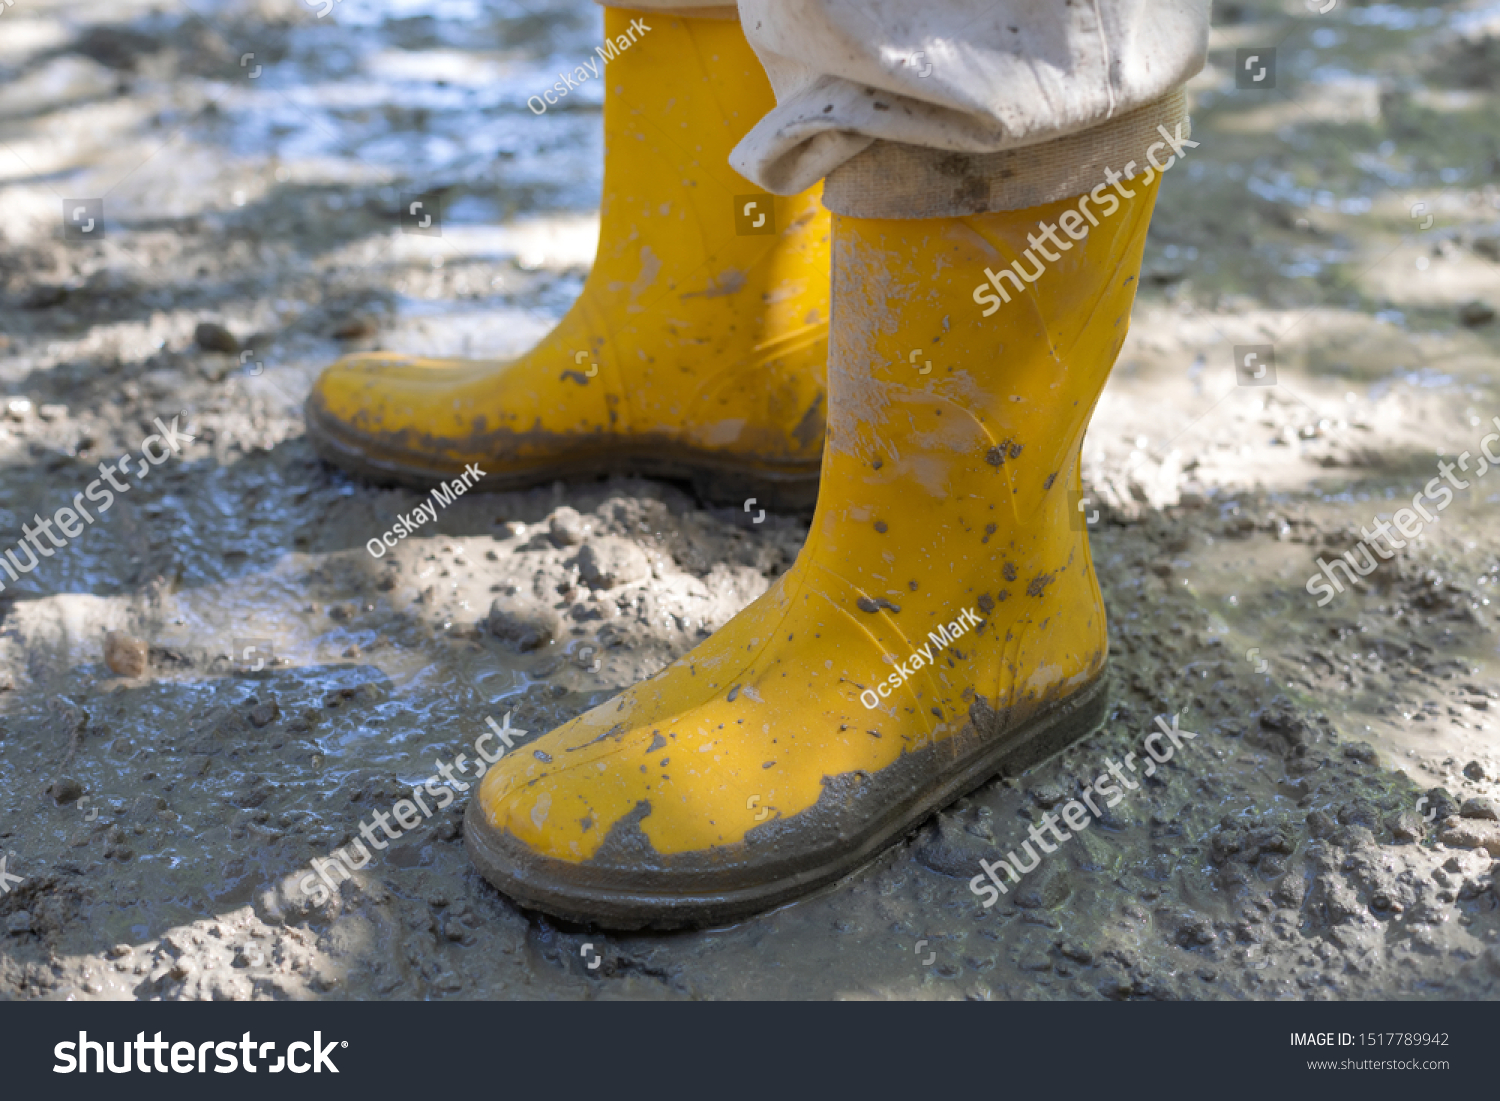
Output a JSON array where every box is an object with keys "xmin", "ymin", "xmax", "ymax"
[{"xmin": 1, "ymin": 0, "xmax": 1498, "ymax": 999}]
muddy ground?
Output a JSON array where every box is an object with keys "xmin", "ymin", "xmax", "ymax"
[{"xmin": 1, "ymin": 0, "xmax": 1499, "ymax": 1000}]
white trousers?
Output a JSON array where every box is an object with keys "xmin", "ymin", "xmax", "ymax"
[{"xmin": 615, "ymin": 0, "xmax": 1211, "ymax": 216}]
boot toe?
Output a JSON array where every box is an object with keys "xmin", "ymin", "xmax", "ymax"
[
  {"xmin": 465, "ymin": 685, "xmax": 844, "ymax": 930},
  {"xmin": 305, "ymin": 354, "xmax": 516, "ymax": 487}
]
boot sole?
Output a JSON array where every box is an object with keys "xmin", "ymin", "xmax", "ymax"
[
  {"xmin": 304, "ymin": 398, "xmax": 822, "ymax": 513},
  {"xmin": 464, "ymin": 666, "xmax": 1111, "ymax": 931}
]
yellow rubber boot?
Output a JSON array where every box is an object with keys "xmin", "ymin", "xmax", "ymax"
[
  {"xmin": 305, "ymin": 9, "xmax": 829, "ymax": 508},
  {"xmin": 466, "ymin": 172, "xmax": 1163, "ymax": 929}
]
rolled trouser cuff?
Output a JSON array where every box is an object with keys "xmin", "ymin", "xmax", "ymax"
[
  {"xmin": 595, "ymin": 1, "xmax": 738, "ymax": 17},
  {"xmin": 823, "ymin": 89, "xmax": 1189, "ymax": 219}
]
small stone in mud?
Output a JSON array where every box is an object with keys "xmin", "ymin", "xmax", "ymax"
[
  {"xmin": 1420, "ymin": 787, "xmax": 1457, "ymax": 822},
  {"xmin": 6, "ymin": 912, "xmax": 33, "ymax": 935},
  {"xmin": 1029, "ymin": 781, "xmax": 1068, "ymax": 809},
  {"xmin": 577, "ymin": 538, "xmax": 650, "ymax": 589},
  {"xmin": 22, "ymin": 285, "xmax": 67, "ymax": 310},
  {"xmin": 1460, "ymin": 797, "xmax": 1499, "ymax": 822},
  {"xmin": 104, "ymin": 631, "xmax": 148, "ymax": 677},
  {"xmin": 1390, "ymin": 811, "xmax": 1426, "ymax": 843},
  {"xmin": 1458, "ymin": 299, "xmax": 1496, "ymax": 327},
  {"xmin": 247, "ymin": 698, "xmax": 281, "ymax": 729},
  {"xmin": 1175, "ymin": 914, "xmax": 1216, "ymax": 947},
  {"xmin": 1058, "ymin": 942, "xmax": 1093, "ymax": 965},
  {"xmin": 549, "ymin": 507, "xmax": 587, "ymax": 547},
  {"xmin": 1438, "ymin": 819, "xmax": 1500, "ymax": 856},
  {"xmin": 330, "ymin": 313, "xmax": 379, "ymax": 340},
  {"xmin": 913, "ymin": 814, "xmax": 992, "ymax": 877},
  {"xmin": 194, "ymin": 321, "xmax": 239, "ymax": 353},
  {"xmin": 49, "ymin": 776, "xmax": 84, "ymax": 804},
  {"xmin": 1013, "ymin": 863, "xmax": 1071, "ymax": 910},
  {"xmin": 1273, "ymin": 872, "xmax": 1306, "ymax": 908},
  {"xmin": 486, "ymin": 598, "xmax": 561, "ymax": 652},
  {"xmin": 1463, "ymin": 761, "xmax": 1488, "ymax": 782},
  {"xmin": 1019, "ymin": 951, "xmax": 1052, "ymax": 972}
]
